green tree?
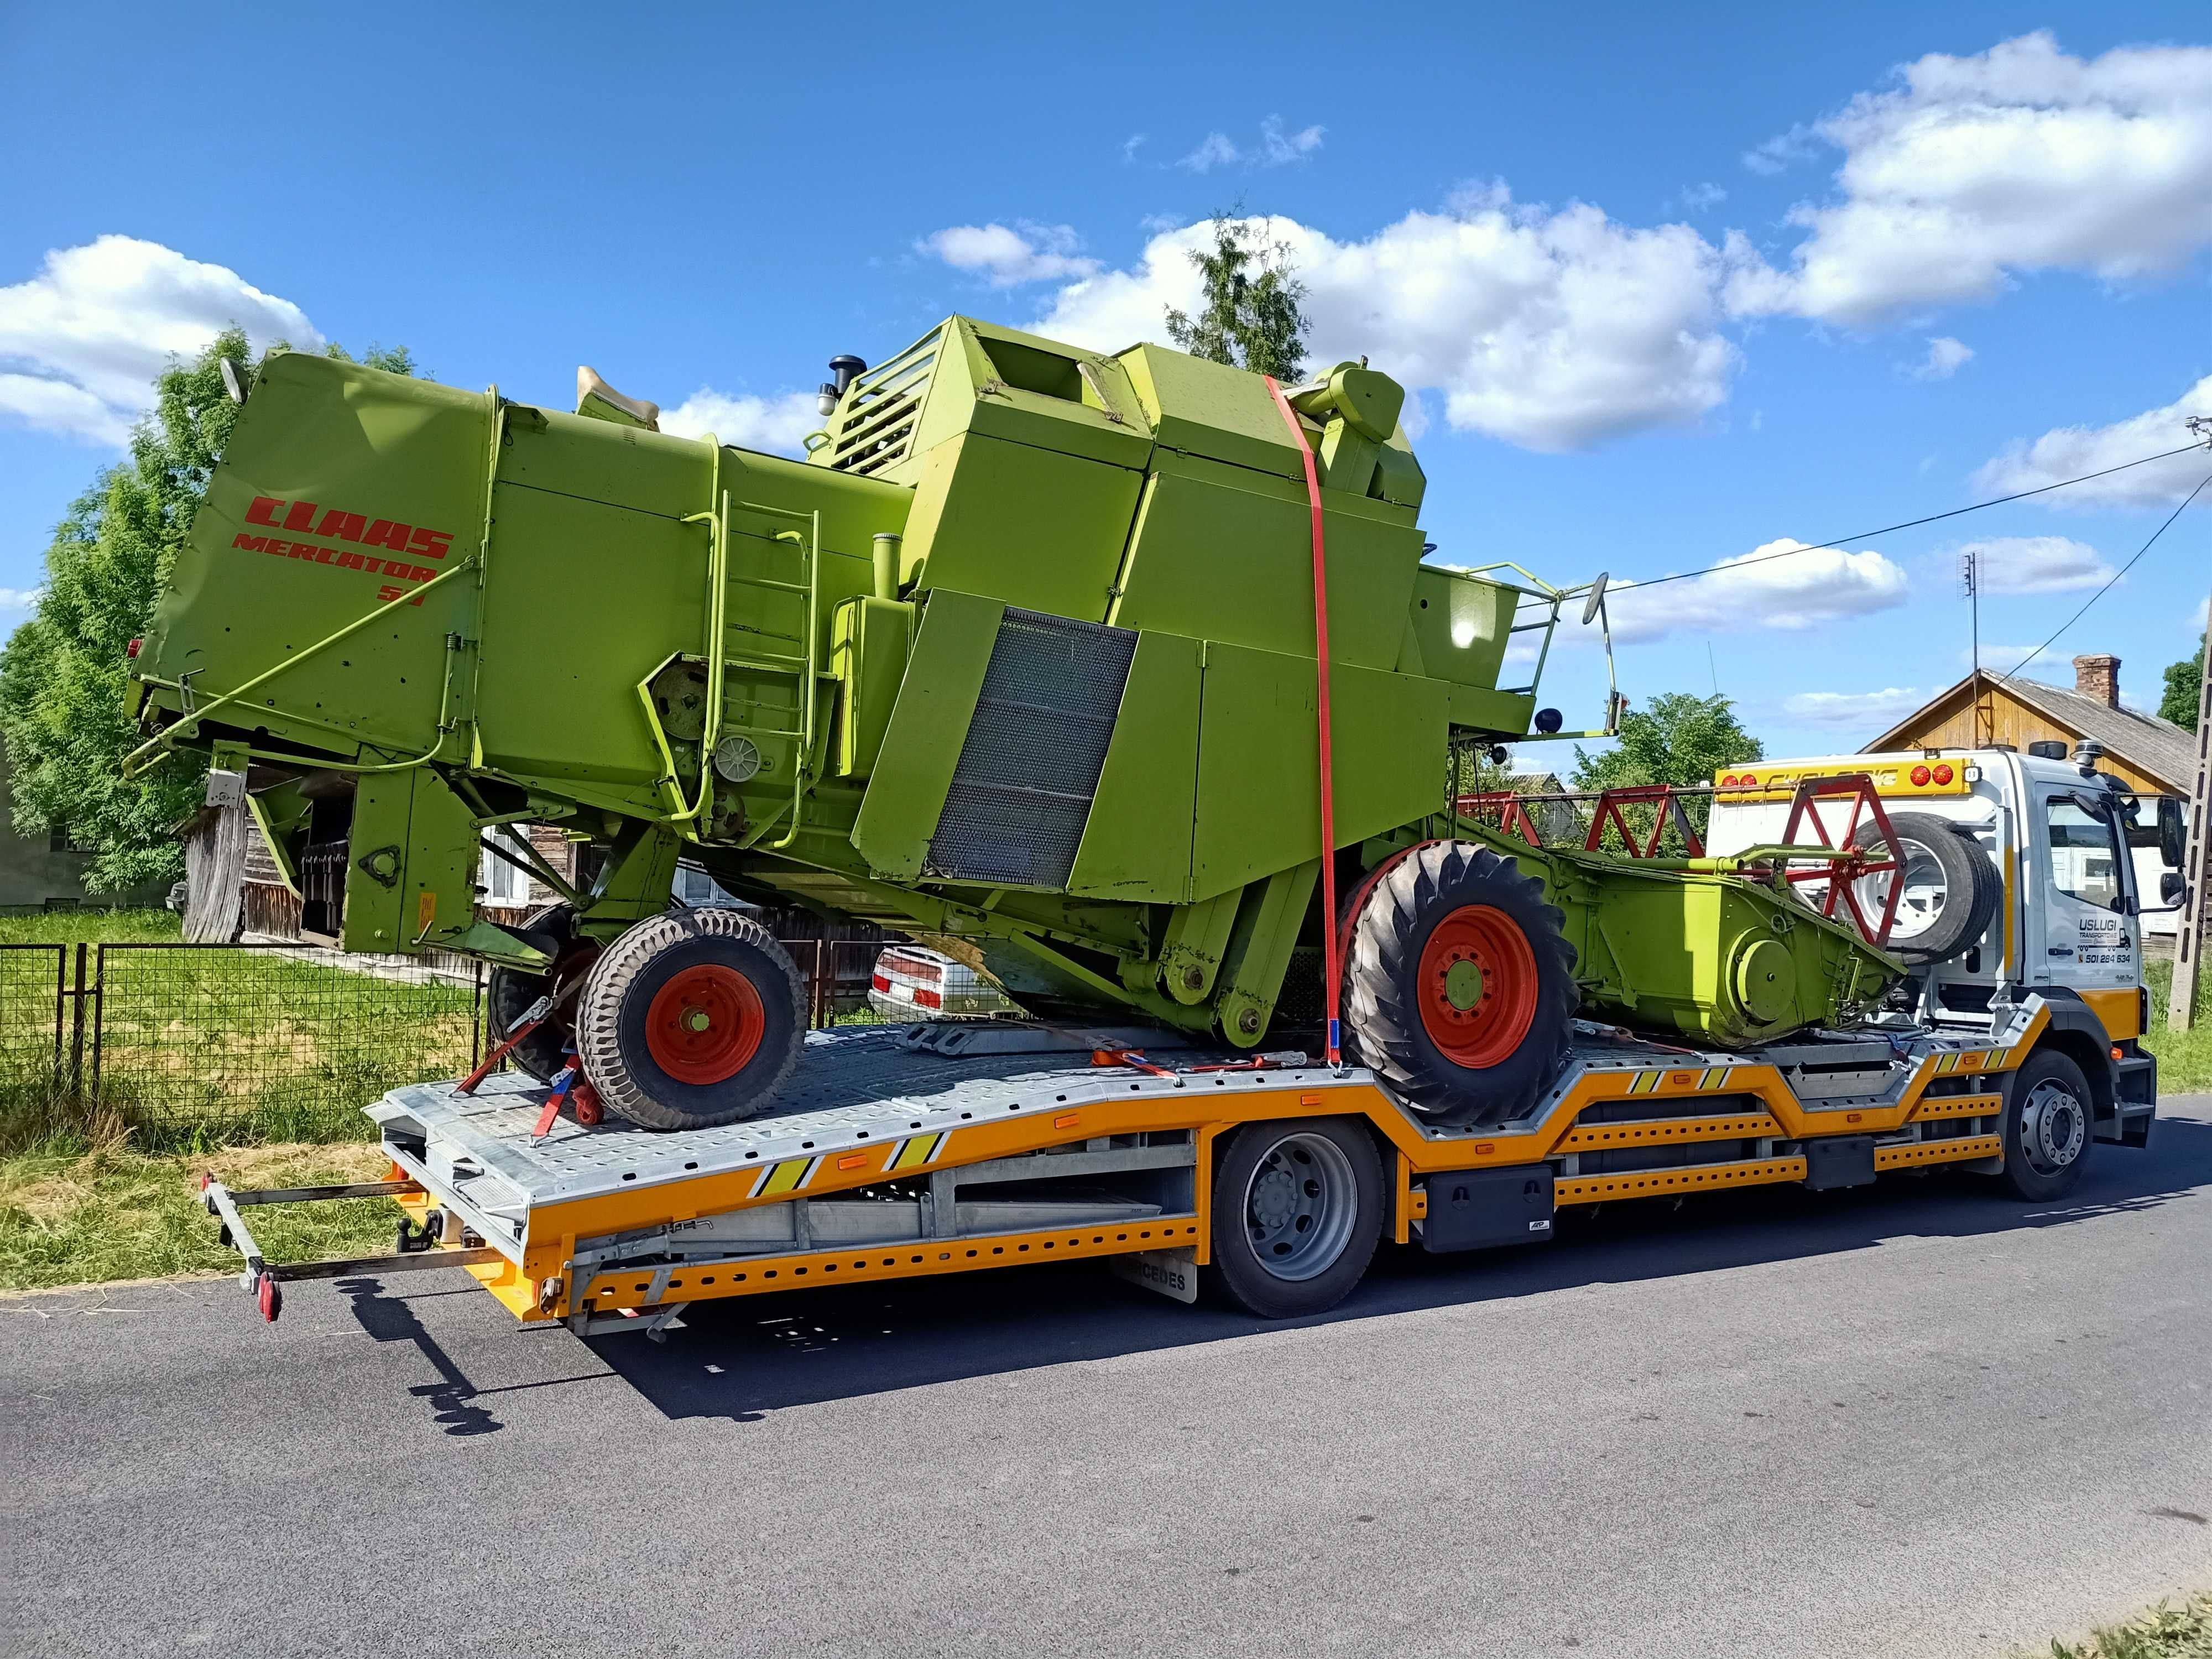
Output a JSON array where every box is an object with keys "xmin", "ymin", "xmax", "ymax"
[
  {"xmin": 2158, "ymin": 631, "xmax": 2204, "ymax": 732},
  {"xmin": 0, "ymin": 331, "xmax": 413, "ymax": 894},
  {"xmin": 1570, "ymin": 692, "xmax": 1766, "ymax": 843},
  {"xmin": 1165, "ymin": 211, "xmax": 1308, "ymax": 380}
]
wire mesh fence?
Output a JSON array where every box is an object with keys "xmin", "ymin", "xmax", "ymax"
[
  {"xmin": 90, "ymin": 944, "xmax": 484, "ymax": 1146},
  {"xmin": 0, "ymin": 932, "xmax": 894, "ymax": 1151},
  {"xmin": 0, "ymin": 945, "xmax": 69, "ymax": 1143}
]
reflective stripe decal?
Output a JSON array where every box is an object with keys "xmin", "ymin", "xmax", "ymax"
[
  {"xmin": 753, "ymin": 1156, "xmax": 818, "ymax": 1198},
  {"xmin": 890, "ymin": 1131, "xmax": 950, "ymax": 1172}
]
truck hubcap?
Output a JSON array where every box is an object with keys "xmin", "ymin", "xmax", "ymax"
[
  {"xmin": 1244, "ymin": 1132, "xmax": 1358, "ymax": 1282},
  {"xmin": 1417, "ymin": 905, "xmax": 1539, "ymax": 1067},
  {"xmin": 645, "ymin": 964, "xmax": 764, "ymax": 1084},
  {"xmin": 2020, "ymin": 1079, "xmax": 2086, "ymax": 1176}
]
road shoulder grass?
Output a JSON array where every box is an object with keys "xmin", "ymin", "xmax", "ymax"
[
  {"xmin": 0, "ymin": 1141, "xmax": 399, "ymax": 1292},
  {"xmin": 2028, "ymin": 1592, "xmax": 2212, "ymax": 1658}
]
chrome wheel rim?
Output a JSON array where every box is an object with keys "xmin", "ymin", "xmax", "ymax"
[
  {"xmin": 1243, "ymin": 1132, "xmax": 1358, "ymax": 1282},
  {"xmin": 2020, "ymin": 1078, "xmax": 2087, "ymax": 1176},
  {"xmin": 1856, "ymin": 835, "xmax": 1948, "ymax": 946}
]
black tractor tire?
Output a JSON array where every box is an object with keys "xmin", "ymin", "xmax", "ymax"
[
  {"xmin": 1851, "ymin": 811, "xmax": 1999, "ymax": 965},
  {"xmin": 1995, "ymin": 1047, "xmax": 2095, "ymax": 1202},
  {"xmin": 1342, "ymin": 841, "xmax": 1578, "ymax": 1128},
  {"xmin": 486, "ymin": 904, "xmax": 599, "ymax": 1083},
  {"xmin": 575, "ymin": 908, "xmax": 803, "ymax": 1131},
  {"xmin": 1208, "ymin": 1117, "xmax": 1384, "ymax": 1318}
]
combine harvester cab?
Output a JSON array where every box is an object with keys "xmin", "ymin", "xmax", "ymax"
[{"xmin": 132, "ymin": 319, "xmax": 1906, "ymax": 1136}]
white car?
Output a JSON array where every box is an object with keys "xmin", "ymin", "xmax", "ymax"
[{"xmin": 868, "ymin": 946, "xmax": 1023, "ymax": 1022}]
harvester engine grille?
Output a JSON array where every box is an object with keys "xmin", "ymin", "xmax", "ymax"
[
  {"xmin": 826, "ymin": 326, "xmax": 942, "ymax": 478},
  {"xmin": 925, "ymin": 607, "xmax": 1137, "ymax": 888}
]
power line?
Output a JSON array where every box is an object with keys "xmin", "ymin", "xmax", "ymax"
[
  {"xmin": 1994, "ymin": 466, "xmax": 2212, "ymax": 687},
  {"xmin": 1623, "ymin": 440, "xmax": 2209, "ymax": 593}
]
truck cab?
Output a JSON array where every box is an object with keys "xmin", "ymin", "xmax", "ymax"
[{"xmin": 1705, "ymin": 743, "xmax": 2178, "ymax": 1148}]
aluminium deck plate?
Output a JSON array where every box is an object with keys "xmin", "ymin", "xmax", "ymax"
[{"xmin": 370, "ymin": 1026, "xmax": 1373, "ymax": 1214}]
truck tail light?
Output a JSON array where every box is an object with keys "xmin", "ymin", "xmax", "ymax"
[
  {"xmin": 1910, "ymin": 765, "xmax": 1931, "ymax": 786},
  {"xmin": 1932, "ymin": 763, "xmax": 1954, "ymax": 784},
  {"xmin": 126, "ymin": 638, "xmax": 142, "ymax": 659}
]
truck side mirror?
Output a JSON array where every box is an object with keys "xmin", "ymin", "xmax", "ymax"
[
  {"xmin": 2158, "ymin": 796, "xmax": 2185, "ymax": 868},
  {"xmin": 2164, "ymin": 870, "xmax": 2186, "ymax": 906}
]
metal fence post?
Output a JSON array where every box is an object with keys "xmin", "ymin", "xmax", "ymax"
[
  {"xmin": 88, "ymin": 943, "xmax": 106, "ymax": 1095},
  {"xmin": 65, "ymin": 942, "xmax": 88, "ymax": 1100}
]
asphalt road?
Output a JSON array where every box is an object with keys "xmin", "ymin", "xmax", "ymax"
[{"xmin": 8, "ymin": 1100, "xmax": 2211, "ymax": 1659}]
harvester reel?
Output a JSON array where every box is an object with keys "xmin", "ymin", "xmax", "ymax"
[
  {"xmin": 486, "ymin": 904, "xmax": 599, "ymax": 1083},
  {"xmin": 575, "ymin": 908, "xmax": 804, "ymax": 1130},
  {"xmin": 1342, "ymin": 842, "xmax": 1578, "ymax": 1128}
]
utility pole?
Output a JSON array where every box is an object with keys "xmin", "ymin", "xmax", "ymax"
[
  {"xmin": 1961, "ymin": 548, "xmax": 1988, "ymax": 744},
  {"xmin": 2172, "ymin": 580, "xmax": 2211, "ymax": 1031}
]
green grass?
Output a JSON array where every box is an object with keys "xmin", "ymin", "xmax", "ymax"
[
  {"xmin": 0, "ymin": 907, "xmax": 183, "ymax": 944},
  {"xmin": 2143, "ymin": 959, "xmax": 2212, "ymax": 1094},
  {"xmin": 0, "ymin": 907, "xmax": 478, "ymax": 1153},
  {"xmin": 0, "ymin": 1140, "xmax": 400, "ymax": 1292},
  {"xmin": 2036, "ymin": 1593, "xmax": 2212, "ymax": 1658}
]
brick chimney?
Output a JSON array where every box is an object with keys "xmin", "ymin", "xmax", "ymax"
[{"xmin": 2073, "ymin": 654, "xmax": 2120, "ymax": 708}]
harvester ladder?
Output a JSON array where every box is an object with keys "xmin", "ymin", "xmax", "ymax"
[{"xmin": 717, "ymin": 495, "xmax": 822, "ymax": 849}]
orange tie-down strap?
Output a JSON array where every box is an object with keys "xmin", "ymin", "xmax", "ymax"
[{"xmin": 1264, "ymin": 374, "xmax": 1339, "ymax": 1064}]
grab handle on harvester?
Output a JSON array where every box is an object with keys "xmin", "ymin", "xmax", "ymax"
[{"xmin": 1264, "ymin": 375, "xmax": 1340, "ymax": 1066}]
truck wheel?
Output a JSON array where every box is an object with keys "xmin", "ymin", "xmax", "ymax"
[
  {"xmin": 1208, "ymin": 1117, "xmax": 1383, "ymax": 1318},
  {"xmin": 1851, "ymin": 812, "xmax": 1998, "ymax": 965},
  {"xmin": 575, "ymin": 909, "xmax": 804, "ymax": 1130},
  {"xmin": 1342, "ymin": 842, "xmax": 1577, "ymax": 1128},
  {"xmin": 1996, "ymin": 1048, "xmax": 2094, "ymax": 1201},
  {"xmin": 486, "ymin": 904, "xmax": 599, "ymax": 1083}
]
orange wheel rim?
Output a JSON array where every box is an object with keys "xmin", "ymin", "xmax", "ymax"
[
  {"xmin": 1416, "ymin": 904, "xmax": 1538, "ymax": 1067},
  {"xmin": 644, "ymin": 964, "xmax": 764, "ymax": 1084}
]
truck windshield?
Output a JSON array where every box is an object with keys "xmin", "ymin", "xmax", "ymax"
[{"xmin": 2045, "ymin": 797, "xmax": 2122, "ymax": 911}]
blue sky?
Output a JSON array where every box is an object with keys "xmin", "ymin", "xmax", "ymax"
[{"xmin": 2, "ymin": 2, "xmax": 2206, "ymax": 759}]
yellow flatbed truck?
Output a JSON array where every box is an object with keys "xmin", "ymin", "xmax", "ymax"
[{"xmin": 201, "ymin": 983, "xmax": 2147, "ymax": 1337}]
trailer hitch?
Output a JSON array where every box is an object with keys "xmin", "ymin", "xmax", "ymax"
[{"xmin": 200, "ymin": 1173, "xmax": 504, "ymax": 1324}]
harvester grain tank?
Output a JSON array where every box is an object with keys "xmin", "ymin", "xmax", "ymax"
[{"xmin": 127, "ymin": 317, "xmax": 1904, "ymax": 1130}]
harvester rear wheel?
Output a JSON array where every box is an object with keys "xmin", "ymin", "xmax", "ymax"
[
  {"xmin": 1342, "ymin": 841, "xmax": 1577, "ymax": 1128},
  {"xmin": 486, "ymin": 904, "xmax": 599, "ymax": 1083},
  {"xmin": 575, "ymin": 909, "xmax": 804, "ymax": 1130}
]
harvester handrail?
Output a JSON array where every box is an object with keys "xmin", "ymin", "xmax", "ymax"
[{"xmin": 121, "ymin": 555, "xmax": 479, "ymax": 778}]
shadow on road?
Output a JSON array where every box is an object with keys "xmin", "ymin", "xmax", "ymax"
[{"xmin": 342, "ymin": 1114, "xmax": 2211, "ymax": 1428}]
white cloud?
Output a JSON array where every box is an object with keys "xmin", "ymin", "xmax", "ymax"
[
  {"xmin": 1954, "ymin": 535, "xmax": 2114, "ymax": 594},
  {"xmin": 659, "ymin": 389, "xmax": 821, "ymax": 456},
  {"xmin": 1177, "ymin": 132, "xmax": 1241, "ymax": 174},
  {"xmin": 0, "ymin": 586, "xmax": 44, "ymax": 612},
  {"xmin": 1032, "ymin": 195, "xmax": 1747, "ymax": 451},
  {"xmin": 1596, "ymin": 540, "xmax": 1910, "ymax": 644},
  {"xmin": 1671, "ymin": 182, "xmax": 1728, "ymax": 212},
  {"xmin": 1175, "ymin": 117, "xmax": 1323, "ymax": 173},
  {"xmin": 1910, "ymin": 336, "xmax": 1972, "ymax": 380},
  {"xmin": 0, "ymin": 235, "xmax": 320, "ymax": 446},
  {"xmin": 1966, "ymin": 643, "xmax": 2047, "ymax": 671},
  {"xmin": 1974, "ymin": 374, "xmax": 2212, "ymax": 509},
  {"xmin": 1729, "ymin": 33, "xmax": 2212, "ymax": 325},
  {"xmin": 1781, "ymin": 687, "xmax": 1928, "ymax": 729},
  {"xmin": 2193, "ymin": 593, "xmax": 2210, "ymax": 631},
  {"xmin": 920, "ymin": 222, "xmax": 1100, "ymax": 288},
  {"xmin": 1121, "ymin": 134, "xmax": 1146, "ymax": 163}
]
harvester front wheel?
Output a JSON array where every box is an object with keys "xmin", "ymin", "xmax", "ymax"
[
  {"xmin": 576, "ymin": 909, "xmax": 804, "ymax": 1130},
  {"xmin": 1342, "ymin": 842, "xmax": 1577, "ymax": 1128}
]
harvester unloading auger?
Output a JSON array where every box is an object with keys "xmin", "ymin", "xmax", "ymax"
[{"xmin": 126, "ymin": 317, "xmax": 1905, "ymax": 1130}]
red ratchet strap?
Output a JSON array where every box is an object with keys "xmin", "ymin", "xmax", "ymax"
[{"xmin": 1264, "ymin": 375, "xmax": 1341, "ymax": 1065}]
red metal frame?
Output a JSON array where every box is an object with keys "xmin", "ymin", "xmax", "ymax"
[
  {"xmin": 1770, "ymin": 774, "xmax": 1905, "ymax": 948},
  {"xmin": 1454, "ymin": 791, "xmax": 1547, "ymax": 848},
  {"xmin": 1583, "ymin": 785, "xmax": 1707, "ymax": 859}
]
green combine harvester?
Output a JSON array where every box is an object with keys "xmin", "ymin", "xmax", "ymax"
[{"xmin": 127, "ymin": 317, "xmax": 1902, "ymax": 1130}]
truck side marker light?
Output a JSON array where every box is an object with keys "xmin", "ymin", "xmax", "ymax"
[{"xmin": 1053, "ymin": 1113, "xmax": 1080, "ymax": 1129}]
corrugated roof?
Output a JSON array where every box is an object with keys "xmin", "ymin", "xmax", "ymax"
[
  {"xmin": 1864, "ymin": 669, "xmax": 2197, "ymax": 792},
  {"xmin": 2001, "ymin": 676, "xmax": 2197, "ymax": 791}
]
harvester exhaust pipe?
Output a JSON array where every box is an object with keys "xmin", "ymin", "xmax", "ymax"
[
  {"xmin": 872, "ymin": 533, "xmax": 901, "ymax": 601},
  {"xmin": 818, "ymin": 353, "xmax": 867, "ymax": 417}
]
